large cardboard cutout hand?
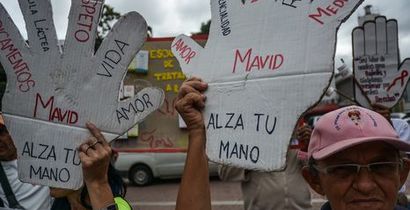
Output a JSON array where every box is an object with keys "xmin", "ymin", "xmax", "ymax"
[
  {"xmin": 353, "ymin": 16, "xmax": 410, "ymax": 108},
  {"xmin": 172, "ymin": 0, "xmax": 363, "ymax": 171},
  {"xmin": 0, "ymin": 0, "xmax": 164, "ymax": 189}
]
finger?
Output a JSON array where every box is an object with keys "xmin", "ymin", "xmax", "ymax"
[
  {"xmin": 78, "ymin": 152, "xmax": 91, "ymax": 164},
  {"xmin": 185, "ymin": 77, "xmax": 203, "ymax": 82},
  {"xmin": 178, "ymin": 81, "xmax": 208, "ymax": 99},
  {"xmin": 63, "ymin": 0, "xmax": 104, "ymax": 59},
  {"xmin": 352, "ymin": 27, "xmax": 365, "ymax": 58},
  {"xmin": 86, "ymin": 145, "xmax": 99, "ymax": 158},
  {"xmin": 310, "ymin": 0, "xmax": 362, "ymax": 25},
  {"xmin": 93, "ymin": 12, "xmax": 147, "ymax": 96},
  {"xmin": 177, "ymin": 92, "xmax": 206, "ymax": 112},
  {"xmin": 171, "ymin": 35, "xmax": 203, "ymax": 77},
  {"xmin": 364, "ymin": 21, "xmax": 376, "ymax": 55},
  {"xmin": 178, "ymin": 84, "xmax": 201, "ymax": 100},
  {"xmin": 18, "ymin": 0, "xmax": 59, "ymax": 54},
  {"xmin": 91, "ymin": 141, "xmax": 105, "ymax": 153},
  {"xmin": 79, "ymin": 143, "xmax": 91, "ymax": 154},
  {"xmin": 112, "ymin": 87, "xmax": 164, "ymax": 133},
  {"xmin": 386, "ymin": 19, "xmax": 398, "ymax": 58},
  {"xmin": 79, "ymin": 139, "xmax": 100, "ymax": 158},
  {"xmin": 86, "ymin": 123, "xmax": 108, "ymax": 145},
  {"xmin": 375, "ymin": 16, "xmax": 387, "ymax": 55},
  {"xmin": 78, "ymin": 152, "xmax": 94, "ymax": 169},
  {"xmin": 0, "ymin": 4, "xmax": 31, "ymax": 88}
]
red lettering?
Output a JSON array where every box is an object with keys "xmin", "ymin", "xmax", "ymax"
[
  {"xmin": 0, "ymin": 21, "xmax": 36, "ymax": 92},
  {"xmin": 74, "ymin": 1, "xmax": 98, "ymax": 42},
  {"xmin": 232, "ymin": 48, "xmax": 284, "ymax": 73},
  {"xmin": 308, "ymin": 7, "xmax": 331, "ymax": 25},
  {"xmin": 33, "ymin": 94, "xmax": 79, "ymax": 125},
  {"xmin": 326, "ymin": 5, "xmax": 338, "ymax": 15},
  {"xmin": 34, "ymin": 94, "xmax": 54, "ymax": 119},
  {"xmin": 172, "ymin": 39, "xmax": 197, "ymax": 64},
  {"xmin": 233, "ymin": 48, "xmax": 252, "ymax": 73},
  {"xmin": 271, "ymin": 54, "xmax": 284, "ymax": 70},
  {"xmin": 308, "ymin": 0, "xmax": 348, "ymax": 25}
]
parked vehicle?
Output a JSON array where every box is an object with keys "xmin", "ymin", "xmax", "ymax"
[{"xmin": 113, "ymin": 150, "xmax": 219, "ymax": 186}]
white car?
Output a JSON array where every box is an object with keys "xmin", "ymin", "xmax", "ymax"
[{"xmin": 113, "ymin": 151, "xmax": 219, "ymax": 186}]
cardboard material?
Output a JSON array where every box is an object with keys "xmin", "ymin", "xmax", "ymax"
[
  {"xmin": 172, "ymin": 0, "xmax": 363, "ymax": 171},
  {"xmin": 353, "ymin": 16, "xmax": 410, "ymax": 108},
  {"xmin": 116, "ymin": 36, "xmax": 208, "ymax": 151},
  {"xmin": 0, "ymin": 0, "xmax": 164, "ymax": 189}
]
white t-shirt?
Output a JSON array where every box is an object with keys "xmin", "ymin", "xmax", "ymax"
[
  {"xmin": 391, "ymin": 118, "xmax": 410, "ymax": 193},
  {"xmin": 0, "ymin": 160, "xmax": 52, "ymax": 210},
  {"xmin": 392, "ymin": 118, "xmax": 410, "ymax": 143}
]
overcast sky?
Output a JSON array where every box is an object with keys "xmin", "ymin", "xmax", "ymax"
[{"xmin": 0, "ymin": 0, "xmax": 409, "ymax": 68}]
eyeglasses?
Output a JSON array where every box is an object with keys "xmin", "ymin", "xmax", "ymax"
[{"xmin": 312, "ymin": 161, "xmax": 403, "ymax": 179}]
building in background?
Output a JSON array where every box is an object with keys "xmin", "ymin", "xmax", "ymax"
[
  {"xmin": 358, "ymin": 5, "xmax": 380, "ymax": 26},
  {"xmin": 112, "ymin": 35, "xmax": 208, "ymax": 151}
]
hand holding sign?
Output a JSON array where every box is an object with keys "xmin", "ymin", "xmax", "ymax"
[
  {"xmin": 353, "ymin": 16, "xmax": 410, "ymax": 108},
  {"xmin": 0, "ymin": 0, "xmax": 164, "ymax": 189},
  {"xmin": 172, "ymin": 0, "xmax": 363, "ymax": 171}
]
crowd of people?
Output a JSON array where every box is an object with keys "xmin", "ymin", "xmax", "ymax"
[
  {"xmin": 2, "ymin": 77, "xmax": 410, "ymax": 210},
  {"xmin": 174, "ymin": 77, "xmax": 410, "ymax": 210}
]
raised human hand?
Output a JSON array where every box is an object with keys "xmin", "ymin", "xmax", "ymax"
[
  {"xmin": 172, "ymin": 0, "xmax": 363, "ymax": 170},
  {"xmin": 353, "ymin": 16, "xmax": 410, "ymax": 108},
  {"xmin": 0, "ymin": 0, "xmax": 164, "ymax": 189},
  {"xmin": 175, "ymin": 77, "xmax": 208, "ymax": 132}
]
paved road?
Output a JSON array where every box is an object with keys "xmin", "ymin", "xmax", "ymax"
[
  {"xmin": 124, "ymin": 178, "xmax": 327, "ymax": 210},
  {"xmin": 125, "ymin": 177, "xmax": 410, "ymax": 210}
]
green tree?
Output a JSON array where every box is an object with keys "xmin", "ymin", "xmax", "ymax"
[
  {"xmin": 95, "ymin": 4, "xmax": 121, "ymax": 51},
  {"xmin": 95, "ymin": 5, "xmax": 153, "ymax": 49},
  {"xmin": 194, "ymin": 20, "xmax": 211, "ymax": 35}
]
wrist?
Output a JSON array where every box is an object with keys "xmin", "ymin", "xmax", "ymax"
[
  {"xmin": 85, "ymin": 181, "xmax": 115, "ymax": 210},
  {"xmin": 188, "ymin": 127, "xmax": 207, "ymax": 151},
  {"xmin": 188, "ymin": 126, "xmax": 205, "ymax": 135},
  {"xmin": 84, "ymin": 176, "xmax": 110, "ymax": 191}
]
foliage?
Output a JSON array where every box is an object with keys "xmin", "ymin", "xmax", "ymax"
[
  {"xmin": 194, "ymin": 20, "xmax": 211, "ymax": 35},
  {"xmin": 95, "ymin": 4, "xmax": 121, "ymax": 51}
]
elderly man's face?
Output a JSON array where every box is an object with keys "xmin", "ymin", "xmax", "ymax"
[{"xmin": 303, "ymin": 142, "xmax": 409, "ymax": 210}]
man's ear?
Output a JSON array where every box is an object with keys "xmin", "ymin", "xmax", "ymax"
[
  {"xmin": 302, "ymin": 166, "xmax": 325, "ymax": 196},
  {"xmin": 399, "ymin": 159, "xmax": 410, "ymax": 187}
]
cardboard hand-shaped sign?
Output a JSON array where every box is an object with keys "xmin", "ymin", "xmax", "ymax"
[
  {"xmin": 172, "ymin": 0, "xmax": 363, "ymax": 171},
  {"xmin": 0, "ymin": 0, "xmax": 164, "ymax": 189},
  {"xmin": 353, "ymin": 16, "xmax": 410, "ymax": 108}
]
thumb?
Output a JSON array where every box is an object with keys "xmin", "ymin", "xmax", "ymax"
[
  {"xmin": 113, "ymin": 87, "xmax": 164, "ymax": 133},
  {"xmin": 386, "ymin": 59, "xmax": 410, "ymax": 93},
  {"xmin": 376, "ymin": 59, "xmax": 410, "ymax": 108},
  {"xmin": 171, "ymin": 35, "xmax": 203, "ymax": 77}
]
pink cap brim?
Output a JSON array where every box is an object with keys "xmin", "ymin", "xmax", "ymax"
[{"xmin": 312, "ymin": 137, "xmax": 410, "ymax": 160}]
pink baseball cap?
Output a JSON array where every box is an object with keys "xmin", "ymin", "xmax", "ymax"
[{"xmin": 308, "ymin": 105, "xmax": 410, "ymax": 160}]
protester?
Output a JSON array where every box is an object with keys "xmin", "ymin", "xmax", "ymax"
[
  {"xmin": 371, "ymin": 103, "xmax": 410, "ymax": 144},
  {"xmin": 302, "ymin": 105, "xmax": 410, "ymax": 210},
  {"xmin": 175, "ymin": 77, "xmax": 311, "ymax": 210},
  {"xmin": 218, "ymin": 124, "xmax": 312, "ymax": 210},
  {"xmin": 175, "ymin": 77, "xmax": 410, "ymax": 210},
  {"xmin": 0, "ymin": 118, "xmax": 53, "ymax": 210},
  {"xmin": 51, "ymin": 122, "xmax": 131, "ymax": 210}
]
